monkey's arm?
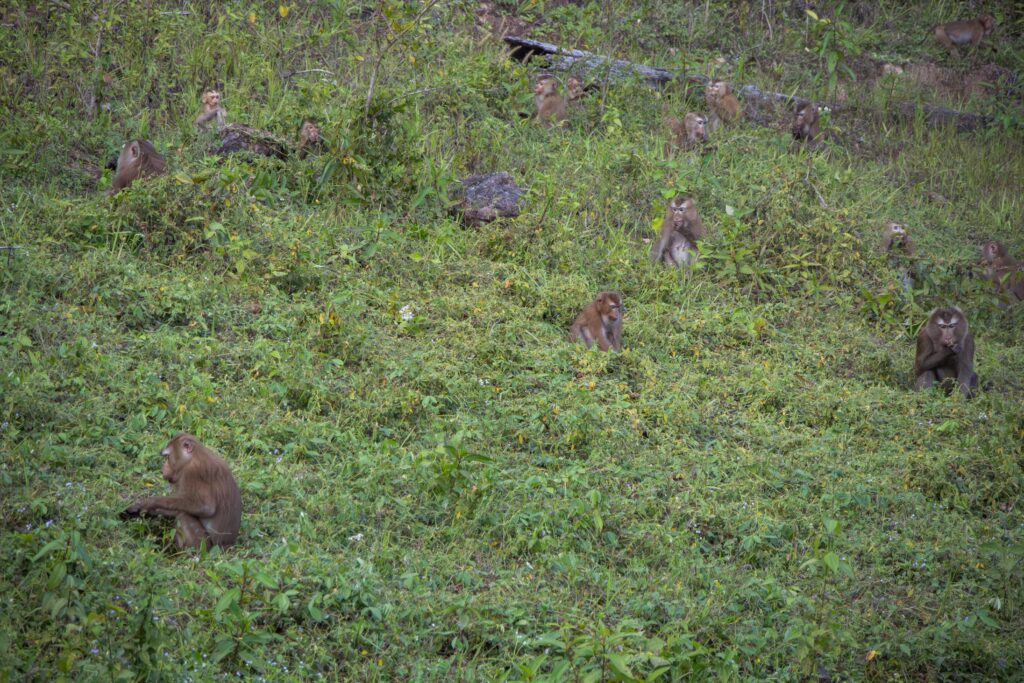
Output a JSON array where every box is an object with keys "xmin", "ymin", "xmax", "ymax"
[
  {"xmin": 593, "ymin": 323, "xmax": 612, "ymax": 351},
  {"xmin": 955, "ymin": 335, "xmax": 978, "ymax": 396},
  {"xmin": 649, "ymin": 230, "xmax": 668, "ymax": 263},
  {"xmin": 915, "ymin": 339, "xmax": 952, "ymax": 372},
  {"xmin": 124, "ymin": 493, "xmax": 215, "ymax": 519},
  {"xmin": 194, "ymin": 108, "xmax": 224, "ymax": 127}
]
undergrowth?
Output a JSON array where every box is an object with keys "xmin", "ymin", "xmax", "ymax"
[{"xmin": 1, "ymin": 1, "xmax": 1022, "ymax": 681}]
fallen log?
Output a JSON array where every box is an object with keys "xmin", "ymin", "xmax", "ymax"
[{"xmin": 503, "ymin": 34, "xmax": 993, "ymax": 132}]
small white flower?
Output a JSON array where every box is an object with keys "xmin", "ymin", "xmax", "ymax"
[
  {"xmin": 348, "ymin": 533, "xmax": 364, "ymax": 542},
  {"xmin": 399, "ymin": 305, "xmax": 414, "ymax": 321}
]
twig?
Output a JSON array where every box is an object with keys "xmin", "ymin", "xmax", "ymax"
[
  {"xmin": 384, "ymin": 86, "xmax": 450, "ymax": 107},
  {"xmin": 364, "ymin": 0, "xmax": 442, "ymax": 117},
  {"xmin": 804, "ymin": 168, "xmax": 828, "ymax": 209},
  {"xmin": 1, "ymin": 246, "xmax": 23, "ymax": 266},
  {"xmin": 158, "ymin": 11, "xmax": 191, "ymax": 15},
  {"xmin": 286, "ymin": 68, "xmax": 335, "ymax": 79}
]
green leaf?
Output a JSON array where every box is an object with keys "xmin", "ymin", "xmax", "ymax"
[
  {"xmin": 211, "ymin": 636, "xmax": 236, "ymax": 663},
  {"xmin": 605, "ymin": 653, "xmax": 637, "ymax": 681},
  {"xmin": 214, "ymin": 588, "xmax": 241, "ymax": 619},
  {"xmin": 822, "ymin": 552, "xmax": 840, "ymax": 573}
]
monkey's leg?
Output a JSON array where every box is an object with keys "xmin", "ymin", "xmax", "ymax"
[
  {"xmin": 175, "ymin": 514, "xmax": 209, "ymax": 549},
  {"xmin": 914, "ymin": 370, "xmax": 937, "ymax": 391}
]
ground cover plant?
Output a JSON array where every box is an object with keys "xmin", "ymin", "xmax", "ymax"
[{"xmin": 1, "ymin": 1, "xmax": 1023, "ymax": 680}]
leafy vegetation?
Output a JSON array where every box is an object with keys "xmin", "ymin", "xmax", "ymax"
[{"xmin": 1, "ymin": 1, "xmax": 1022, "ymax": 680}]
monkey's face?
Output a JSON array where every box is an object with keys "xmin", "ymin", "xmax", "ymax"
[
  {"xmin": 160, "ymin": 436, "xmax": 194, "ymax": 482},
  {"xmin": 203, "ymin": 91, "xmax": 221, "ymax": 107},
  {"xmin": 983, "ymin": 241, "xmax": 1002, "ymax": 262},
  {"xmin": 670, "ymin": 200, "xmax": 691, "ymax": 227},
  {"xmin": 533, "ymin": 79, "xmax": 556, "ymax": 96},
  {"xmin": 695, "ymin": 118, "xmax": 707, "ymax": 137},
  {"xmin": 302, "ymin": 122, "xmax": 320, "ymax": 141},
  {"xmin": 935, "ymin": 314, "xmax": 962, "ymax": 350},
  {"xmin": 600, "ymin": 295, "xmax": 622, "ymax": 323},
  {"xmin": 980, "ymin": 14, "xmax": 995, "ymax": 33},
  {"xmin": 889, "ymin": 224, "xmax": 906, "ymax": 244},
  {"xmin": 708, "ymin": 81, "xmax": 726, "ymax": 98}
]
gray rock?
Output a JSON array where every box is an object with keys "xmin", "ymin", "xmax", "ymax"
[{"xmin": 450, "ymin": 172, "xmax": 521, "ymax": 226}]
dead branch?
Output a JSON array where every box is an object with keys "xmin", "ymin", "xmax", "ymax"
[{"xmin": 503, "ymin": 35, "xmax": 994, "ymax": 133}]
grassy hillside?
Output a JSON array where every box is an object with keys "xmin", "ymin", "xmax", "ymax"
[{"xmin": 1, "ymin": 1, "xmax": 1023, "ymax": 680}]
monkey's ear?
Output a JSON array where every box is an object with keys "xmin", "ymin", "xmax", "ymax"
[
  {"xmin": 129, "ymin": 141, "xmax": 141, "ymax": 160},
  {"xmin": 181, "ymin": 438, "xmax": 195, "ymax": 454}
]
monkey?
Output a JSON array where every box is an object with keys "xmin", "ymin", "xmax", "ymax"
[
  {"xmin": 569, "ymin": 291, "xmax": 623, "ymax": 352},
  {"xmin": 533, "ymin": 76, "xmax": 568, "ymax": 128},
  {"xmin": 705, "ymin": 80, "xmax": 740, "ymax": 131},
  {"xmin": 194, "ymin": 89, "xmax": 227, "ymax": 130},
  {"xmin": 297, "ymin": 119, "xmax": 325, "ymax": 159},
  {"xmin": 791, "ymin": 103, "xmax": 820, "ymax": 144},
  {"xmin": 914, "ymin": 307, "xmax": 978, "ymax": 399},
  {"xmin": 122, "ymin": 433, "xmax": 242, "ymax": 549},
  {"xmin": 934, "ymin": 15, "xmax": 996, "ymax": 58},
  {"xmin": 665, "ymin": 113, "xmax": 707, "ymax": 155},
  {"xmin": 650, "ymin": 195, "xmax": 705, "ymax": 267},
  {"xmin": 566, "ymin": 76, "xmax": 585, "ymax": 103},
  {"xmin": 881, "ymin": 222, "xmax": 917, "ymax": 290},
  {"xmin": 108, "ymin": 139, "xmax": 166, "ymax": 195},
  {"xmin": 880, "ymin": 222, "xmax": 915, "ymax": 256},
  {"xmin": 981, "ymin": 240, "xmax": 1024, "ymax": 301}
]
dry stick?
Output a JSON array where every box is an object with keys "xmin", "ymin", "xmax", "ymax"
[
  {"xmin": 286, "ymin": 69, "xmax": 335, "ymax": 79},
  {"xmin": 363, "ymin": 0, "xmax": 442, "ymax": 117},
  {"xmin": 502, "ymin": 35, "xmax": 995, "ymax": 133}
]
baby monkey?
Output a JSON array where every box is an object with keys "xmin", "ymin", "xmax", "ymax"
[
  {"xmin": 194, "ymin": 89, "xmax": 227, "ymax": 130},
  {"xmin": 533, "ymin": 76, "xmax": 568, "ymax": 128},
  {"xmin": 570, "ymin": 291, "xmax": 623, "ymax": 352}
]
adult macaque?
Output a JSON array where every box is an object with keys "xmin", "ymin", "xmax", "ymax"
[
  {"xmin": 297, "ymin": 119, "xmax": 324, "ymax": 159},
  {"xmin": 108, "ymin": 139, "xmax": 166, "ymax": 195},
  {"xmin": 934, "ymin": 14, "xmax": 996, "ymax": 57},
  {"xmin": 570, "ymin": 291, "xmax": 623, "ymax": 352},
  {"xmin": 665, "ymin": 113, "xmax": 707, "ymax": 155},
  {"xmin": 194, "ymin": 89, "xmax": 227, "ymax": 130},
  {"xmin": 533, "ymin": 76, "xmax": 567, "ymax": 127},
  {"xmin": 982, "ymin": 240, "xmax": 1024, "ymax": 301},
  {"xmin": 705, "ymin": 80, "xmax": 740, "ymax": 131},
  {"xmin": 914, "ymin": 307, "xmax": 978, "ymax": 399},
  {"xmin": 791, "ymin": 103, "xmax": 820, "ymax": 143},
  {"xmin": 122, "ymin": 433, "xmax": 242, "ymax": 549},
  {"xmin": 650, "ymin": 195, "xmax": 705, "ymax": 267}
]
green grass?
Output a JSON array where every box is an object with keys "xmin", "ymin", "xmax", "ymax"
[{"xmin": 1, "ymin": 1, "xmax": 1023, "ymax": 681}]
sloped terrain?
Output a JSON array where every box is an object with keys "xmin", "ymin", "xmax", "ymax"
[{"xmin": 1, "ymin": 2, "xmax": 1022, "ymax": 680}]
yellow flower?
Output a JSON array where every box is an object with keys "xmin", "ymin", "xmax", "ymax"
[{"xmin": 278, "ymin": 5, "xmax": 289, "ymax": 18}]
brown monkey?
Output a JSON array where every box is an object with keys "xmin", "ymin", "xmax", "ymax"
[
  {"xmin": 981, "ymin": 240, "xmax": 1024, "ymax": 301},
  {"xmin": 297, "ymin": 119, "xmax": 324, "ymax": 159},
  {"xmin": 194, "ymin": 89, "xmax": 227, "ymax": 130},
  {"xmin": 665, "ymin": 113, "xmax": 708, "ymax": 155},
  {"xmin": 880, "ymin": 222, "xmax": 915, "ymax": 256},
  {"xmin": 122, "ymin": 433, "xmax": 242, "ymax": 549},
  {"xmin": 881, "ymin": 222, "xmax": 916, "ymax": 291},
  {"xmin": 533, "ymin": 76, "xmax": 568, "ymax": 127},
  {"xmin": 914, "ymin": 307, "xmax": 978, "ymax": 399},
  {"xmin": 108, "ymin": 139, "xmax": 166, "ymax": 195},
  {"xmin": 569, "ymin": 291, "xmax": 623, "ymax": 352},
  {"xmin": 934, "ymin": 15, "xmax": 996, "ymax": 57},
  {"xmin": 566, "ymin": 76, "xmax": 585, "ymax": 102},
  {"xmin": 705, "ymin": 80, "xmax": 740, "ymax": 131},
  {"xmin": 791, "ymin": 103, "xmax": 820, "ymax": 143},
  {"xmin": 650, "ymin": 195, "xmax": 705, "ymax": 267}
]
